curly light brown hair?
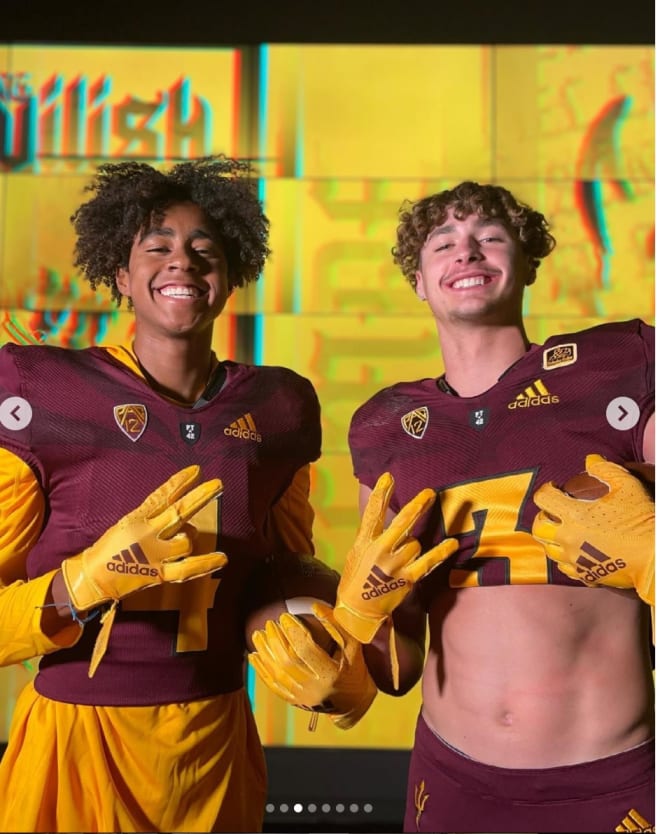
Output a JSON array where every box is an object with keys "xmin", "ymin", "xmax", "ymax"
[
  {"xmin": 71, "ymin": 156, "xmax": 271, "ymax": 306},
  {"xmin": 393, "ymin": 181, "xmax": 556, "ymax": 288}
]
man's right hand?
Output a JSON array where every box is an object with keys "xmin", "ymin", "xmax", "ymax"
[
  {"xmin": 61, "ymin": 465, "xmax": 227, "ymax": 613},
  {"xmin": 334, "ymin": 472, "xmax": 459, "ymax": 644},
  {"xmin": 248, "ymin": 602, "xmax": 377, "ymax": 730}
]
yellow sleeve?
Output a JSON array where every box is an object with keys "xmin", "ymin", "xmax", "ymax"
[
  {"xmin": 0, "ymin": 448, "xmax": 82, "ymax": 665},
  {"xmin": 268, "ymin": 464, "xmax": 316, "ymax": 555}
]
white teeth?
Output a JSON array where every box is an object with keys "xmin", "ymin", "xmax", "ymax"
[
  {"xmin": 159, "ymin": 286, "xmax": 201, "ymax": 298},
  {"xmin": 453, "ymin": 276, "xmax": 486, "ymax": 289}
]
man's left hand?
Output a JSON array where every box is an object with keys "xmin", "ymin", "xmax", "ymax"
[{"xmin": 532, "ymin": 454, "xmax": 654, "ymax": 605}]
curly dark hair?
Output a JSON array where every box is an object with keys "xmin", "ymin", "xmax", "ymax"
[
  {"xmin": 71, "ymin": 156, "xmax": 271, "ymax": 306},
  {"xmin": 393, "ymin": 181, "xmax": 556, "ymax": 289}
]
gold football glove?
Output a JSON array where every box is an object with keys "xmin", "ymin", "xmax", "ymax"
[
  {"xmin": 533, "ymin": 454, "xmax": 655, "ymax": 605},
  {"xmin": 248, "ymin": 602, "xmax": 376, "ymax": 730},
  {"xmin": 334, "ymin": 472, "xmax": 459, "ymax": 644},
  {"xmin": 61, "ymin": 465, "xmax": 227, "ymax": 676}
]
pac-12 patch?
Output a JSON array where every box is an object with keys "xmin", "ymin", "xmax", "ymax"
[
  {"xmin": 114, "ymin": 404, "xmax": 148, "ymax": 442},
  {"xmin": 401, "ymin": 406, "xmax": 429, "ymax": 439}
]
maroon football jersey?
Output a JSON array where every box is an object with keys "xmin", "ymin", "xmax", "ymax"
[
  {"xmin": 349, "ymin": 319, "xmax": 654, "ymax": 598},
  {"xmin": 0, "ymin": 344, "xmax": 321, "ymax": 705}
]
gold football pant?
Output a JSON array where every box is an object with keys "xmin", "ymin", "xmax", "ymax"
[{"xmin": 0, "ymin": 682, "xmax": 267, "ymax": 832}]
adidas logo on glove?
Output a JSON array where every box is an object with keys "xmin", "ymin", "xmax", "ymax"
[
  {"xmin": 106, "ymin": 543, "xmax": 159, "ymax": 577},
  {"xmin": 362, "ymin": 566, "xmax": 406, "ymax": 601},
  {"xmin": 575, "ymin": 542, "xmax": 626, "ymax": 583}
]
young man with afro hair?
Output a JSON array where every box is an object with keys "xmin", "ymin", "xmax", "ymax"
[{"xmin": 0, "ymin": 156, "xmax": 380, "ymax": 832}]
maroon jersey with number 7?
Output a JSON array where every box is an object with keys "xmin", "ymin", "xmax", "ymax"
[{"xmin": 349, "ymin": 318, "xmax": 654, "ymax": 601}]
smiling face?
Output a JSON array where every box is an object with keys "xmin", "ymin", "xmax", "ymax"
[
  {"xmin": 116, "ymin": 201, "xmax": 230, "ymax": 341},
  {"xmin": 415, "ymin": 210, "xmax": 534, "ymax": 326}
]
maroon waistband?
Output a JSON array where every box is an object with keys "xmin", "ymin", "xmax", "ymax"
[{"xmin": 415, "ymin": 712, "xmax": 654, "ymax": 801}]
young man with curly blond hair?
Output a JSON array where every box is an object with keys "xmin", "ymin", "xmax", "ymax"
[{"xmin": 338, "ymin": 181, "xmax": 654, "ymax": 833}]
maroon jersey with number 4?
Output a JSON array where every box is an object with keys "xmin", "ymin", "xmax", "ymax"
[
  {"xmin": 349, "ymin": 319, "xmax": 654, "ymax": 597},
  {"xmin": 0, "ymin": 344, "xmax": 321, "ymax": 705}
]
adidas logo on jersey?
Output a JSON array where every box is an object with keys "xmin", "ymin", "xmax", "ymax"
[
  {"xmin": 574, "ymin": 541, "xmax": 626, "ymax": 584},
  {"xmin": 362, "ymin": 565, "xmax": 406, "ymax": 600},
  {"xmin": 508, "ymin": 379, "xmax": 559, "ymax": 409},
  {"xmin": 615, "ymin": 808, "xmax": 653, "ymax": 832},
  {"xmin": 223, "ymin": 412, "xmax": 262, "ymax": 442},
  {"xmin": 107, "ymin": 543, "xmax": 158, "ymax": 577}
]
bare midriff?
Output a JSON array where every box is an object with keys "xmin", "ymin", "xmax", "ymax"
[{"xmin": 422, "ymin": 583, "xmax": 653, "ymax": 768}]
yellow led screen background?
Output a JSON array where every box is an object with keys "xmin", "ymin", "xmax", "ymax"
[{"xmin": 0, "ymin": 43, "xmax": 654, "ymax": 751}]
